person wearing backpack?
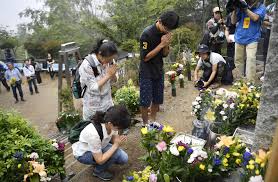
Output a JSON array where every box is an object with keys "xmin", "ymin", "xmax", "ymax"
[
  {"xmin": 79, "ymin": 40, "xmax": 118, "ymax": 121},
  {"xmin": 71, "ymin": 105, "xmax": 131, "ymax": 181}
]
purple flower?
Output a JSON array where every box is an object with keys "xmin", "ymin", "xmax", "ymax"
[
  {"xmin": 213, "ymin": 158, "xmax": 221, "ymax": 166},
  {"xmin": 149, "ymin": 173, "xmax": 157, "ymax": 182},
  {"xmin": 158, "ymin": 125, "xmax": 164, "ymax": 131},
  {"xmin": 58, "ymin": 142, "xmax": 65, "ymax": 152},
  {"xmin": 243, "ymin": 152, "xmax": 252, "ymax": 161},
  {"xmin": 243, "ymin": 161, "xmax": 248, "ymax": 166},
  {"xmin": 178, "ymin": 141, "xmax": 188, "ymax": 149},
  {"xmin": 126, "ymin": 176, "xmax": 134, "ymax": 181},
  {"xmin": 187, "ymin": 148, "xmax": 193, "ymax": 155},
  {"xmin": 223, "ymin": 147, "xmax": 230, "ymax": 155},
  {"xmin": 13, "ymin": 151, "xmax": 23, "ymax": 160}
]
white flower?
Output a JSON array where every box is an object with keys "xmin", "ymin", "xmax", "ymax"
[
  {"xmin": 52, "ymin": 142, "xmax": 59, "ymax": 150},
  {"xmin": 249, "ymin": 86, "xmax": 255, "ymax": 90},
  {"xmin": 170, "ymin": 145, "xmax": 180, "ymax": 156},
  {"xmin": 194, "ymin": 109, "xmax": 198, "ymax": 112},
  {"xmin": 166, "ymin": 71, "xmax": 176, "ymax": 76},
  {"xmin": 192, "ymin": 101, "xmax": 199, "ymax": 106},
  {"xmin": 195, "ymin": 105, "xmax": 201, "ymax": 109},
  {"xmin": 223, "ymin": 116, "xmax": 228, "ymax": 121},
  {"xmin": 52, "ymin": 139, "xmax": 57, "ymax": 143},
  {"xmin": 187, "ymin": 157, "xmax": 195, "ymax": 163},
  {"xmin": 179, "ymin": 74, "xmax": 184, "ymax": 79},
  {"xmin": 196, "ymin": 96, "xmax": 202, "ymax": 101},
  {"xmin": 220, "ymin": 111, "xmax": 225, "ymax": 115},
  {"xmin": 226, "ymin": 91, "xmax": 238, "ymax": 98},
  {"xmin": 249, "ymin": 175, "xmax": 264, "ymax": 182},
  {"xmin": 234, "ymin": 82, "xmax": 240, "ymax": 86},
  {"xmin": 223, "ymin": 104, "xmax": 228, "ymax": 109},
  {"xmin": 208, "ymin": 168, "xmax": 213, "ymax": 173},
  {"xmin": 215, "ymin": 151, "xmax": 220, "ymax": 155},
  {"xmin": 216, "ymin": 88, "xmax": 227, "ymax": 96},
  {"xmin": 40, "ymin": 177, "xmax": 51, "ymax": 182},
  {"xmin": 30, "ymin": 152, "xmax": 39, "ymax": 160},
  {"xmin": 230, "ymin": 103, "xmax": 235, "ymax": 109},
  {"xmin": 179, "ymin": 64, "xmax": 184, "ymax": 69},
  {"xmin": 247, "ymin": 82, "xmax": 251, "ymax": 86}
]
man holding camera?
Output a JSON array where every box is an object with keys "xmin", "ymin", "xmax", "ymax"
[
  {"xmin": 23, "ymin": 59, "xmax": 39, "ymax": 95},
  {"xmin": 231, "ymin": 0, "xmax": 266, "ymax": 81}
]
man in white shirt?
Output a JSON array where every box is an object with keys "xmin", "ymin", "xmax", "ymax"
[
  {"xmin": 194, "ymin": 44, "xmax": 227, "ymax": 89},
  {"xmin": 23, "ymin": 59, "xmax": 39, "ymax": 95}
]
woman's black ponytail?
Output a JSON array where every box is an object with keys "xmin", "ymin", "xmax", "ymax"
[
  {"xmin": 91, "ymin": 39, "xmax": 118, "ymax": 57},
  {"xmin": 92, "ymin": 111, "xmax": 106, "ymax": 124}
]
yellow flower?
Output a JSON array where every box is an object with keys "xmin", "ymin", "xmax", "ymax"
[
  {"xmin": 178, "ymin": 146, "xmax": 184, "ymax": 152},
  {"xmin": 163, "ymin": 125, "xmax": 174, "ymax": 133},
  {"xmin": 255, "ymin": 170, "xmax": 260, "ymax": 175},
  {"xmin": 226, "ymin": 154, "xmax": 230, "ymax": 158},
  {"xmin": 255, "ymin": 93, "xmax": 261, "ymax": 98},
  {"xmin": 261, "ymin": 163, "xmax": 265, "ymax": 168},
  {"xmin": 214, "ymin": 99, "xmax": 223, "ymax": 106},
  {"xmin": 216, "ymin": 136, "xmax": 235, "ymax": 148},
  {"xmin": 222, "ymin": 158, "xmax": 228, "ymax": 164},
  {"xmin": 249, "ymin": 164, "xmax": 255, "ymax": 170},
  {"xmin": 204, "ymin": 109, "xmax": 216, "ymax": 122},
  {"xmin": 240, "ymin": 84, "xmax": 249, "ymax": 95},
  {"xmin": 249, "ymin": 160, "xmax": 255, "ymax": 165},
  {"xmin": 233, "ymin": 152, "xmax": 240, "ymax": 157},
  {"xmin": 255, "ymin": 149, "xmax": 271, "ymax": 165},
  {"xmin": 223, "ymin": 163, "xmax": 229, "ymax": 167},
  {"xmin": 199, "ymin": 164, "xmax": 205, "ymax": 170},
  {"xmin": 255, "ymin": 158, "xmax": 262, "ymax": 164},
  {"xmin": 141, "ymin": 127, "xmax": 148, "ymax": 135},
  {"xmin": 236, "ymin": 159, "xmax": 241, "ymax": 165}
]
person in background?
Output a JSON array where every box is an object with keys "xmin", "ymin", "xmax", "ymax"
[
  {"xmin": 29, "ymin": 57, "xmax": 42, "ymax": 84},
  {"xmin": 201, "ymin": 7, "xmax": 225, "ymax": 54},
  {"xmin": 23, "ymin": 59, "xmax": 39, "ymax": 95},
  {"xmin": 79, "ymin": 40, "xmax": 118, "ymax": 121},
  {"xmin": 0, "ymin": 63, "xmax": 10, "ymax": 92},
  {"xmin": 47, "ymin": 53, "xmax": 55, "ymax": 80},
  {"xmin": 194, "ymin": 44, "xmax": 227, "ymax": 89},
  {"xmin": 231, "ymin": 0, "xmax": 266, "ymax": 81},
  {"xmin": 5, "ymin": 62, "xmax": 25, "ymax": 103},
  {"xmin": 261, "ymin": 1, "xmax": 276, "ymax": 81},
  {"xmin": 225, "ymin": 12, "xmax": 236, "ymax": 70},
  {"xmin": 139, "ymin": 11, "xmax": 179, "ymax": 125}
]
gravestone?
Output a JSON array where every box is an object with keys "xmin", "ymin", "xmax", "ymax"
[{"xmin": 253, "ymin": 3, "xmax": 278, "ymax": 151}]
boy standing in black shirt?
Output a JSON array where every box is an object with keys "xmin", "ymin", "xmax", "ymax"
[{"xmin": 139, "ymin": 11, "xmax": 179, "ymax": 124}]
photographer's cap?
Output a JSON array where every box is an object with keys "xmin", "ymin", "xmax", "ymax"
[
  {"xmin": 213, "ymin": 7, "xmax": 223, "ymax": 13},
  {"xmin": 196, "ymin": 44, "xmax": 210, "ymax": 54}
]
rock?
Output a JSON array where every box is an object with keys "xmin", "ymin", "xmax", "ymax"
[{"xmin": 253, "ymin": 2, "xmax": 278, "ymax": 151}]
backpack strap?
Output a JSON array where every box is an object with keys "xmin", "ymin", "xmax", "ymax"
[
  {"xmin": 80, "ymin": 55, "xmax": 100, "ymax": 97},
  {"xmin": 92, "ymin": 122, "xmax": 104, "ymax": 141}
]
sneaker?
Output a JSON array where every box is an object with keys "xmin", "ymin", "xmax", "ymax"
[
  {"xmin": 15, "ymin": 100, "xmax": 19, "ymax": 104},
  {"xmin": 30, "ymin": 92, "xmax": 33, "ymax": 95},
  {"xmin": 93, "ymin": 171, "xmax": 113, "ymax": 181},
  {"xmin": 35, "ymin": 91, "xmax": 39, "ymax": 94},
  {"xmin": 21, "ymin": 98, "xmax": 26, "ymax": 102}
]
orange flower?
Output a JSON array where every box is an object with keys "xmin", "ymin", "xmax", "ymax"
[
  {"xmin": 240, "ymin": 84, "xmax": 249, "ymax": 95},
  {"xmin": 216, "ymin": 136, "xmax": 235, "ymax": 148}
]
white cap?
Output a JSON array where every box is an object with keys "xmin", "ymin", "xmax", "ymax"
[{"xmin": 213, "ymin": 7, "xmax": 223, "ymax": 13}]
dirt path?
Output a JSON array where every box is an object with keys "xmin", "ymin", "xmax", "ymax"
[{"xmin": 0, "ymin": 73, "xmax": 59, "ymax": 137}]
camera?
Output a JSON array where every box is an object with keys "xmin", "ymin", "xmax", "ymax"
[
  {"xmin": 195, "ymin": 79, "xmax": 205, "ymax": 90},
  {"xmin": 226, "ymin": 0, "xmax": 249, "ymax": 13}
]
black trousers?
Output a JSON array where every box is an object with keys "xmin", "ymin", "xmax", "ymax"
[
  {"xmin": 27, "ymin": 77, "xmax": 38, "ymax": 94},
  {"xmin": 227, "ymin": 42, "xmax": 235, "ymax": 70},
  {"xmin": 202, "ymin": 62, "xmax": 226, "ymax": 84},
  {"xmin": 49, "ymin": 68, "xmax": 55, "ymax": 79},
  {"xmin": 1, "ymin": 78, "xmax": 10, "ymax": 91},
  {"xmin": 11, "ymin": 81, "xmax": 24, "ymax": 101},
  {"xmin": 35, "ymin": 71, "xmax": 42, "ymax": 84}
]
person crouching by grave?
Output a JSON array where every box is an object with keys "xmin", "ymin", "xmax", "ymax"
[
  {"xmin": 5, "ymin": 62, "xmax": 25, "ymax": 103},
  {"xmin": 72, "ymin": 105, "xmax": 130, "ymax": 181},
  {"xmin": 23, "ymin": 59, "xmax": 39, "ymax": 95},
  {"xmin": 79, "ymin": 40, "xmax": 118, "ymax": 121},
  {"xmin": 200, "ymin": 7, "xmax": 225, "ymax": 54},
  {"xmin": 140, "ymin": 11, "xmax": 179, "ymax": 125},
  {"xmin": 194, "ymin": 44, "xmax": 227, "ymax": 89}
]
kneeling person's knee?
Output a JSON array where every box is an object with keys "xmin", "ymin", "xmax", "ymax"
[{"xmin": 115, "ymin": 149, "xmax": 128, "ymax": 164}]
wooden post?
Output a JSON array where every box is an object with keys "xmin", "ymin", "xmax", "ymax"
[
  {"xmin": 58, "ymin": 55, "xmax": 64, "ymax": 113},
  {"xmin": 265, "ymin": 119, "xmax": 278, "ymax": 182},
  {"xmin": 64, "ymin": 52, "xmax": 71, "ymax": 87}
]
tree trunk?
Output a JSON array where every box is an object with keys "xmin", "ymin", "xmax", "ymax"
[{"xmin": 253, "ymin": 3, "xmax": 278, "ymax": 151}]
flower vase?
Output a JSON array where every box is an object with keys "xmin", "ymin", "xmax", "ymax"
[
  {"xmin": 207, "ymin": 122, "xmax": 221, "ymax": 147},
  {"xmin": 179, "ymin": 79, "xmax": 184, "ymax": 88},
  {"xmin": 171, "ymin": 82, "xmax": 176, "ymax": 97},
  {"xmin": 30, "ymin": 175, "xmax": 40, "ymax": 182}
]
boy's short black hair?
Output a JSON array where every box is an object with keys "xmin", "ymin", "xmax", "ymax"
[{"xmin": 159, "ymin": 11, "xmax": 179, "ymax": 30}]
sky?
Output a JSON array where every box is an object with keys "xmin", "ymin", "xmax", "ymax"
[{"xmin": 0, "ymin": 0, "xmax": 44, "ymax": 31}]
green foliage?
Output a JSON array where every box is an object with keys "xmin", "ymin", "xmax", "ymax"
[
  {"xmin": 0, "ymin": 110, "xmax": 65, "ymax": 181},
  {"xmin": 56, "ymin": 112, "xmax": 81, "ymax": 133},
  {"xmin": 120, "ymin": 39, "xmax": 139, "ymax": 52},
  {"xmin": 114, "ymin": 79, "xmax": 139, "ymax": 115},
  {"xmin": 60, "ymin": 86, "xmax": 75, "ymax": 112}
]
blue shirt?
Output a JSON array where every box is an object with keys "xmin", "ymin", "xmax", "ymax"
[
  {"xmin": 235, "ymin": 3, "xmax": 266, "ymax": 45},
  {"xmin": 5, "ymin": 68, "xmax": 22, "ymax": 81}
]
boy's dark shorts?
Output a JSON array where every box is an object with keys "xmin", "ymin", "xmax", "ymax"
[{"xmin": 139, "ymin": 76, "xmax": 164, "ymax": 107}]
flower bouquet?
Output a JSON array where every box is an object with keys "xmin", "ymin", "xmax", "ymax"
[
  {"xmin": 165, "ymin": 71, "xmax": 177, "ymax": 97},
  {"xmin": 10, "ymin": 77, "xmax": 17, "ymax": 86},
  {"xmin": 123, "ymin": 166, "xmax": 157, "ymax": 182},
  {"xmin": 178, "ymin": 74, "xmax": 185, "ymax": 88}
]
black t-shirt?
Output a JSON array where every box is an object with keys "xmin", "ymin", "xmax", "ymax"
[
  {"xmin": 225, "ymin": 14, "xmax": 236, "ymax": 35},
  {"xmin": 139, "ymin": 24, "xmax": 165, "ymax": 79}
]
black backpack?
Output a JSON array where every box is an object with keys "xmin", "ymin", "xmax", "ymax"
[
  {"xmin": 72, "ymin": 55, "xmax": 100, "ymax": 99},
  {"xmin": 68, "ymin": 120, "xmax": 104, "ymax": 144}
]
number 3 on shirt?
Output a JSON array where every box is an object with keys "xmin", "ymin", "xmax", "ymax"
[
  {"xmin": 142, "ymin": 42, "xmax": 148, "ymax": 49},
  {"xmin": 243, "ymin": 17, "xmax": 251, "ymax": 29}
]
